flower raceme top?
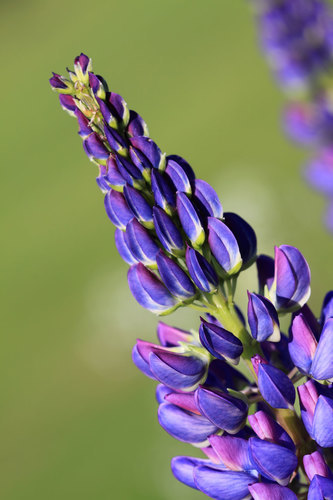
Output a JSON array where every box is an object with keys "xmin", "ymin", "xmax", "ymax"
[
  {"xmin": 252, "ymin": 0, "xmax": 333, "ymax": 231},
  {"xmin": 50, "ymin": 54, "xmax": 333, "ymax": 499}
]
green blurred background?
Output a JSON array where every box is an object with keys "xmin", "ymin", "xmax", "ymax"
[{"xmin": 2, "ymin": 0, "xmax": 333, "ymax": 498}]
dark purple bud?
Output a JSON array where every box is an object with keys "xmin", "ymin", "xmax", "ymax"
[
  {"xmin": 97, "ymin": 97, "xmax": 117, "ymax": 128},
  {"xmin": 49, "ymin": 72, "xmax": 74, "ymax": 93},
  {"xmin": 150, "ymin": 349, "xmax": 207, "ymax": 390},
  {"xmin": 165, "ymin": 155, "xmax": 195, "ymax": 194},
  {"xmin": 129, "ymin": 146, "xmax": 152, "ymax": 174},
  {"xmin": 312, "ymin": 395, "xmax": 333, "ymax": 447},
  {"xmin": 158, "ymin": 403, "xmax": 218, "ymax": 444},
  {"xmin": 256, "ymin": 254, "xmax": 275, "ymax": 295},
  {"xmin": 185, "ymin": 247, "xmax": 218, "ymax": 293},
  {"xmin": 74, "ymin": 108, "xmax": 91, "ymax": 138},
  {"xmin": 125, "ymin": 219, "xmax": 159, "ymax": 267},
  {"xmin": 114, "ymin": 228, "xmax": 137, "ymax": 265},
  {"xmin": 195, "ymin": 386, "xmax": 248, "ymax": 433},
  {"xmin": 269, "ymin": 245, "xmax": 311, "ymax": 312},
  {"xmin": 126, "ymin": 110, "xmax": 149, "ymax": 138},
  {"xmin": 304, "ymin": 451, "xmax": 332, "ymax": 482},
  {"xmin": 247, "ymin": 292, "xmax": 280, "ymax": 342},
  {"xmin": 105, "ymin": 155, "xmax": 126, "ymax": 188},
  {"xmin": 252, "ymin": 355, "xmax": 295, "ymax": 409},
  {"xmin": 104, "ymin": 124, "xmax": 127, "ymax": 156},
  {"xmin": 115, "ymin": 154, "xmax": 143, "ymax": 186},
  {"xmin": 123, "ymin": 184, "xmax": 153, "ymax": 227},
  {"xmin": 177, "ymin": 192, "xmax": 205, "ymax": 248},
  {"xmin": 289, "ymin": 311, "xmax": 317, "ymax": 374},
  {"xmin": 308, "ymin": 475, "xmax": 333, "ymax": 500},
  {"xmin": 153, "ymin": 207, "xmax": 184, "ymax": 255},
  {"xmin": 248, "ymin": 410, "xmax": 295, "ymax": 451},
  {"xmin": 74, "ymin": 53, "xmax": 91, "ymax": 83},
  {"xmin": 249, "ymin": 483, "xmax": 297, "ymax": 500},
  {"xmin": 298, "ymin": 380, "xmax": 319, "ymax": 436},
  {"xmin": 89, "ymin": 73, "xmax": 108, "ymax": 99},
  {"xmin": 127, "ymin": 263, "xmax": 178, "ymax": 314},
  {"xmin": 223, "ymin": 212, "xmax": 257, "ymax": 270},
  {"xmin": 321, "ymin": 291, "xmax": 333, "ymax": 325},
  {"xmin": 59, "ymin": 94, "xmax": 76, "ymax": 115},
  {"xmin": 104, "ymin": 190, "xmax": 133, "ymax": 230},
  {"xmin": 194, "ymin": 466, "xmax": 256, "ymax": 500},
  {"xmin": 249, "ymin": 437, "xmax": 297, "ymax": 486},
  {"xmin": 171, "ymin": 456, "xmax": 213, "ymax": 490},
  {"xmin": 157, "ymin": 322, "xmax": 192, "ymax": 347},
  {"xmin": 151, "ymin": 170, "xmax": 176, "ymax": 213},
  {"xmin": 207, "ymin": 217, "xmax": 242, "ymax": 276},
  {"xmin": 108, "ymin": 92, "xmax": 129, "ymax": 126},
  {"xmin": 131, "ymin": 343, "xmax": 155, "ymax": 379},
  {"xmin": 130, "ymin": 137, "xmax": 165, "ymax": 170},
  {"xmin": 84, "ymin": 133, "xmax": 110, "ymax": 161},
  {"xmin": 310, "ymin": 318, "xmax": 333, "ymax": 381},
  {"xmin": 96, "ymin": 165, "xmax": 111, "ymax": 193},
  {"xmin": 199, "ymin": 318, "xmax": 243, "ymax": 364},
  {"xmin": 156, "ymin": 251, "xmax": 196, "ymax": 301},
  {"xmin": 193, "ymin": 179, "xmax": 223, "ymax": 219},
  {"xmin": 209, "ymin": 435, "xmax": 252, "ymax": 471}
]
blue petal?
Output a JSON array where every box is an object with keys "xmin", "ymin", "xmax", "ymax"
[
  {"xmin": 199, "ymin": 319, "xmax": 243, "ymax": 363},
  {"xmin": 125, "ymin": 219, "xmax": 159, "ymax": 266},
  {"xmin": 132, "ymin": 344, "xmax": 155, "ymax": 379},
  {"xmin": 320, "ymin": 291, "xmax": 333, "ymax": 325},
  {"xmin": 249, "ymin": 437, "xmax": 297, "ymax": 485},
  {"xmin": 308, "ymin": 475, "xmax": 333, "ymax": 500},
  {"xmin": 130, "ymin": 136, "xmax": 164, "ymax": 169},
  {"xmin": 123, "ymin": 184, "xmax": 153, "ymax": 224},
  {"xmin": 223, "ymin": 212, "xmax": 257, "ymax": 269},
  {"xmin": 258, "ymin": 363, "xmax": 295, "ymax": 409},
  {"xmin": 196, "ymin": 386, "xmax": 248, "ymax": 433},
  {"xmin": 171, "ymin": 456, "xmax": 212, "ymax": 490},
  {"xmin": 311, "ymin": 318, "xmax": 333, "ymax": 380},
  {"xmin": 209, "ymin": 435, "xmax": 253, "ymax": 471},
  {"xmin": 208, "ymin": 217, "xmax": 242, "ymax": 275},
  {"xmin": 153, "ymin": 207, "xmax": 184, "ymax": 254},
  {"xmin": 165, "ymin": 155, "xmax": 195, "ymax": 194},
  {"xmin": 126, "ymin": 110, "xmax": 149, "ymax": 138},
  {"xmin": 150, "ymin": 351, "xmax": 206, "ymax": 390},
  {"xmin": 151, "ymin": 170, "xmax": 176, "ymax": 212},
  {"xmin": 177, "ymin": 192, "xmax": 205, "ymax": 247},
  {"xmin": 158, "ymin": 403, "xmax": 218, "ymax": 444},
  {"xmin": 186, "ymin": 247, "xmax": 218, "ymax": 293},
  {"xmin": 194, "ymin": 466, "xmax": 256, "ymax": 500},
  {"xmin": 114, "ymin": 228, "xmax": 137, "ymax": 265},
  {"xmin": 193, "ymin": 179, "xmax": 223, "ymax": 218},
  {"xmin": 289, "ymin": 312, "xmax": 317, "ymax": 374},
  {"xmin": 247, "ymin": 292, "xmax": 280, "ymax": 342},
  {"xmin": 104, "ymin": 190, "xmax": 133, "ymax": 230},
  {"xmin": 156, "ymin": 251, "xmax": 196, "ymax": 300},
  {"xmin": 313, "ymin": 395, "xmax": 333, "ymax": 447},
  {"xmin": 249, "ymin": 483, "xmax": 297, "ymax": 500}
]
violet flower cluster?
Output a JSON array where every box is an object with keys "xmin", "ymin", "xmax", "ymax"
[
  {"xmin": 252, "ymin": 0, "xmax": 333, "ymax": 231},
  {"xmin": 51, "ymin": 54, "xmax": 333, "ymax": 499}
]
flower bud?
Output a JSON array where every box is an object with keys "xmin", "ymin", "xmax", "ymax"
[
  {"xmin": 126, "ymin": 110, "xmax": 149, "ymax": 138},
  {"xmin": 156, "ymin": 251, "xmax": 196, "ymax": 300},
  {"xmin": 127, "ymin": 263, "xmax": 178, "ymax": 314},
  {"xmin": 248, "ymin": 410, "xmax": 295, "ymax": 451},
  {"xmin": 123, "ymin": 184, "xmax": 153, "ymax": 228},
  {"xmin": 256, "ymin": 254, "xmax": 274, "ymax": 295},
  {"xmin": 312, "ymin": 394, "xmax": 333, "ymax": 447},
  {"xmin": 74, "ymin": 53, "xmax": 92, "ymax": 84},
  {"xmin": 115, "ymin": 154, "xmax": 143, "ymax": 187},
  {"xmin": 195, "ymin": 386, "xmax": 248, "ymax": 434},
  {"xmin": 75, "ymin": 108, "xmax": 91, "ymax": 138},
  {"xmin": 104, "ymin": 190, "xmax": 133, "ymax": 230},
  {"xmin": 269, "ymin": 245, "xmax": 311, "ymax": 312},
  {"xmin": 249, "ymin": 437, "xmax": 297, "ymax": 486},
  {"xmin": 193, "ymin": 179, "xmax": 223, "ymax": 219},
  {"xmin": 96, "ymin": 165, "xmax": 111, "ymax": 193},
  {"xmin": 298, "ymin": 380, "xmax": 319, "ymax": 436},
  {"xmin": 207, "ymin": 217, "xmax": 242, "ymax": 276},
  {"xmin": 105, "ymin": 156, "xmax": 126, "ymax": 189},
  {"xmin": 107, "ymin": 92, "xmax": 130, "ymax": 127},
  {"xmin": 177, "ymin": 192, "xmax": 205, "ymax": 248},
  {"xmin": 310, "ymin": 318, "xmax": 333, "ymax": 381},
  {"xmin": 185, "ymin": 246, "xmax": 218, "ymax": 293},
  {"xmin": 89, "ymin": 73, "xmax": 108, "ymax": 99},
  {"xmin": 165, "ymin": 155, "xmax": 195, "ymax": 194},
  {"xmin": 49, "ymin": 73, "xmax": 74, "ymax": 94},
  {"xmin": 199, "ymin": 318, "xmax": 243, "ymax": 364},
  {"xmin": 151, "ymin": 170, "xmax": 176, "ymax": 214},
  {"xmin": 304, "ymin": 451, "xmax": 332, "ymax": 482},
  {"xmin": 223, "ymin": 212, "xmax": 257, "ymax": 270},
  {"xmin": 83, "ymin": 133, "xmax": 110, "ymax": 162},
  {"xmin": 104, "ymin": 124, "xmax": 127, "ymax": 156},
  {"xmin": 130, "ymin": 137, "xmax": 165, "ymax": 170},
  {"xmin": 252, "ymin": 355, "xmax": 295, "ymax": 409},
  {"xmin": 59, "ymin": 94, "xmax": 76, "ymax": 115},
  {"xmin": 114, "ymin": 228, "xmax": 137, "ymax": 265},
  {"xmin": 153, "ymin": 207, "xmax": 184, "ymax": 255},
  {"xmin": 247, "ymin": 292, "xmax": 280, "ymax": 342},
  {"xmin": 125, "ymin": 219, "xmax": 159, "ymax": 267},
  {"xmin": 158, "ymin": 403, "xmax": 218, "ymax": 445},
  {"xmin": 171, "ymin": 456, "xmax": 212, "ymax": 491},
  {"xmin": 289, "ymin": 311, "xmax": 317, "ymax": 374}
]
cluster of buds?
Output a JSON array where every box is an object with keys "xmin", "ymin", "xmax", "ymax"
[
  {"xmin": 51, "ymin": 54, "xmax": 333, "ymax": 499},
  {"xmin": 252, "ymin": 0, "xmax": 333, "ymax": 231}
]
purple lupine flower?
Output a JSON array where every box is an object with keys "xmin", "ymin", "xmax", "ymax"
[
  {"xmin": 269, "ymin": 245, "xmax": 311, "ymax": 312},
  {"xmin": 51, "ymin": 53, "xmax": 333, "ymax": 499},
  {"xmin": 247, "ymin": 292, "xmax": 280, "ymax": 342}
]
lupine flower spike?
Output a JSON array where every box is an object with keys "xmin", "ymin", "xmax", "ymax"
[{"xmin": 50, "ymin": 53, "xmax": 332, "ymax": 499}]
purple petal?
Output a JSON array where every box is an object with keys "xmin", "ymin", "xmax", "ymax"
[
  {"xmin": 289, "ymin": 311, "xmax": 317, "ymax": 374},
  {"xmin": 126, "ymin": 110, "xmax": 149, "ymax": 138},
  {"xmin": 165, "ymin": 155, "xmax": 195, "ymax": 194},
  {"xmin": 311, "ymin": 318, "xmax": 333, "ymax": 380},
  {"xmin": 153, "ymin": 207, "xmax": 184, "ymax": 254},
  {"xmin": 193, "ymin": 179, "xmax": 223, "ymax": 218},
  {"xmin": 257, "ymin": 362, "xmax": 295, "ymax": 409},
  {"xmin": 104, "ymin": 190, "xmax": 133, "ymax": 230},
  {"xmin": 123, "ymin": 184, "xmax": 153, "ymax": 225},
  {"xmin": 313, "ymin": 395, "xmax": 333, "ymax": 447},
  {"xmin": 157, "ymin": 322, "xmax": 192, "ymax": 347},
  {"xmin": 84, "ymin": 133, "xmax": 109, "ymax": 160},
  {"xmin": 156, "ymin": 251, "xmax": 196, "ymax": 300},
  {"xmin": 223, "ymin": 212, "xmax": 257, "ymax": 269},
  {"xmin": 209, "ymin": 435, "xmax": 253, "ymax": 471},
  {"xmin": 130, "ymin": 136, "xmax": 164, "ymax": 169},
  {"xmin": 304, "ymin": 451, "xmax": 332, "ymax": 482},
  {"xmin": 247, "ymin": 292, "xmax": 280, "ymax": 342},
  {"xmin": 150, "ymin": 351, "xmax": 206, "ymax": 390},
  {"xmin": 199, "ymin": 319, "xmax": 243, "ymax": 363},
  {"xmin": 249, "ymin": 483, "xmax": 297, "ymax": 500},
  {"xmin": 185, "ymin": 246, "xmax": 218, "ymax": 293},
  {"xmin": 248, "ymin": 410, "xmax": 295, "ymax": 451},
  {"xmin": 177, "ymin": 192, "xmax": 205, "ymax": 247},
  {"xmin": 114, "ymin": 228, "xmax": 137, "ymax": 265},
  {"xmin": 194, "ymin": 466, "xmax": 256, "ymax": 500},
  {"xmin": 171, "ymin": 456, "xmax": 212, "ymax": 490},
  {"xmin": 208, "ymin": 217, "xmax": 242, "ymax": 275},
  {"xmin": 308, "ymin": 475, "xmax": 333, "ymax": 500},
  {"xmin": 124, "ymin": 219, "xmax": 159, "ymax": 266}
]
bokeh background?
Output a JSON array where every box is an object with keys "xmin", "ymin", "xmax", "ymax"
[{"xmin": 2, "ymin": 0, "xmax": 333, "ymax": 498}]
